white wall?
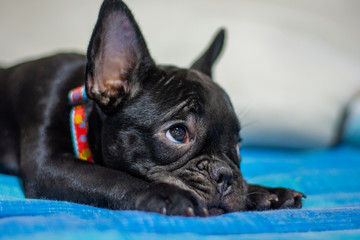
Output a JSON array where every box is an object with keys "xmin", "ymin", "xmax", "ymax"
[{"xmin": 1, "ymin": 0, "xmax": 360, "ymax": 148}]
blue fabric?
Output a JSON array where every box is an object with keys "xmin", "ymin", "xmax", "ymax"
[{"xmin": 1, "ymin": 145, "xmax": 360, "ymax": 239}]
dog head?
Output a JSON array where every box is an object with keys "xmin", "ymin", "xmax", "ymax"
[{"xmin": 85, "ymin": 0, "xmax": 247, "ymax": 215}]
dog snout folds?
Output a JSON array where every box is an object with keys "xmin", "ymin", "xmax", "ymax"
[{"xmin": 196, "ymin": 158, "xmax": 233, "ymax": 195}]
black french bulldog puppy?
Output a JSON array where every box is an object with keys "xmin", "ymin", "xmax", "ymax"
[{"xmin": 0, "ymin": 0, "xmax": 305, "ymax": 216}]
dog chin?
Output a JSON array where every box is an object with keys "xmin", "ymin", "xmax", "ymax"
[
  {"xmin": 209, "ymin": 208, "xmax": 225, "ymax": 216},
  {"xmin": 207, "ymin": 205, "xmax": 228, "ymax": 216}
]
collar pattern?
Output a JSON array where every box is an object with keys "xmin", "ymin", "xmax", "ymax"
[{"xmin": 68, "ymin": 86, "xmax": 93, "ymax": 162}]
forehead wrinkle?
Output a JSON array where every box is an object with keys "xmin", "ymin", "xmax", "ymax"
[
  {"xmin": 163, "ymin": 75, "xmax": 176, "ymax": 87},
  {"xmin": 162, "ymin": 97, "xmax": 200, "ymax": 121}
]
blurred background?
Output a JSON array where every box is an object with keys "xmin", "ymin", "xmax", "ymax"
[{"xmin": 1, "ymin": 0, "xmax": 360, "ymax": 149}]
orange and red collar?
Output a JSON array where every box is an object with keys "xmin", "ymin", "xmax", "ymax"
[{"xmin": 68, "ymin": 86, "xmax": 93, "ymax": 162}]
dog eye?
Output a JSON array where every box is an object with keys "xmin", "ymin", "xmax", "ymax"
[
  {"xmin": 236, "ymin": 143, "xmax": 241, "ymax": 154},
  {"xmin": 166, "ymin": 126, "xmax": 189, "ymax": 143},
  {"xmin": 236, "ymin": 138, "xmax": 242, "ymax": 153}
]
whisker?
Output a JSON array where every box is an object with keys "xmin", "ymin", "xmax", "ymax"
[
  {"xmin": 245, "ymin": 191, "xmax": 266, "ymax": 196},
  {"xmin": 237, "ymin": 104, "xmax": 252, "ymax": 119},
  {"xmin": 240, "ymin": 120, "xmax": 258, "ymax": 129}
]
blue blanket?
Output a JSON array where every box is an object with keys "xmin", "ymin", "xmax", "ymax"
[{"xmin": 1, "ymin": 145, "xmax": 360, "ymax": 239}]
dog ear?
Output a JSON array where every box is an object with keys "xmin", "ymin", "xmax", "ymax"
[
  {"xmin": 86, "ymin": 0, "xmax": 154, "ymax": 112},
  {"xmin": 190, "ymin": 29, "xmax": 225, "ymax": 78}
]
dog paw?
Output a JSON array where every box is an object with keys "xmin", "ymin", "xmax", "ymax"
[
  {"xmin": 268, "ymin": 187, "xmax": 306, "ymax": 209},
  {"xmin": 246, "ymin": 184, "xmax": 306, "ymax": 210},
  {"xmin": 135, "ymin": 182, "xmax": 208, "ymax": 217}
]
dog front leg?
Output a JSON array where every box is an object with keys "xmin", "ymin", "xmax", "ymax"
[
  {"xmin": 21, "ymin": 152, "xmax": 149, "ymax": 210},
  {"xmin": 20, "ymin": 152, "xmax": 207, "ymax": 216}
]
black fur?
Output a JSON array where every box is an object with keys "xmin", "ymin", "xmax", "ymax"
[{"xmin": 0, "ymin": 0, "xmax": 305, "ymax": 216}]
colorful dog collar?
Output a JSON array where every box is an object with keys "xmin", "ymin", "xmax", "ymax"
[{"xmin": 68, "ymin": 86, "xmax": 93, "ymax": 162}]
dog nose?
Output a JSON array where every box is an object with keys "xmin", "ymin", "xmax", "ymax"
[{"xmin": 209, "ymin": 162, "xmax": 233, "ymax": 195}]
